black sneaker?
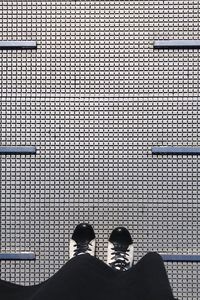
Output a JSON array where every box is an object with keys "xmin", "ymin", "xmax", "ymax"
[
  {"xmin": 107, "ymin": 227, "xmax": 134, "ymax": 271},
  {"xmin": 69, "ymin": 223, "xmax": 96, "ymax": 259}
]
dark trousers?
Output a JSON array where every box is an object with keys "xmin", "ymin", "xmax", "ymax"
[{"xmin": 0, "ymin": 252, "xmax": 176, "ymax": 300}]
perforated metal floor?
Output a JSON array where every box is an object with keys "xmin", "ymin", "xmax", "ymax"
[{"xmin": 0, "ymin": 1, "xmax": 199, "ymax": 299}]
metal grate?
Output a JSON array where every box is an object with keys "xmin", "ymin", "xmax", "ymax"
[{"xmin": 0, "ymin": 1, "xmax": 199, "ymax": 299}]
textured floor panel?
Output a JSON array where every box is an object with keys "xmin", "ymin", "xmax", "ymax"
[
  {"xmin": 0, "ymin": 1, "xmax": 199, "ymax": 97},
  {"xmin": 0, "ymin": 1, "xmax": 199, "ymax": 299}
]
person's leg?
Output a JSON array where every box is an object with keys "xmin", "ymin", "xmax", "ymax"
[
  {"xmin": 0, "ymin": 223, "xmax": 122, "ymax": 300},
  {"xmin": 132, "ymin": 252, "xmax": 175, "ymax": 300},
  {"xmin": 30, "ymin": 251, "xmax": 177, "ymax": 300},
  {"xmin": 29, "ymin": 254, "xmax": 121, "ymax": 300},
  {"xmin": 0, "ymin": 278, "xmax": 39, "ymax": 300},
  {"xmin": 0, "ymin": 224, "xmax": 103, "ymax": 300}
]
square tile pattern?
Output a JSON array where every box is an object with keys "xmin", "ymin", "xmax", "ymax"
[{"xmin": 0, "ymin": 1, "xmax": 199, "ymax": 299}]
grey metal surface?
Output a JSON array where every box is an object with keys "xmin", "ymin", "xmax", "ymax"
[
  {"xmin": 0, "ymin": 1, "xmax": 199, "ymax": 299},
  {"xmin": 0, "ymin": 41, "xmax": 37, "ymax": 49},
  {"xmin": 154, "ymin": 40, "xmax": 200, "ymax": 49}
]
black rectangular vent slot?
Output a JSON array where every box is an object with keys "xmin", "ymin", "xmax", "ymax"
[
  {"xmin": 154, "ymin": 40, "xmax": 200, "ymax": 49},
  {"xmin": 0, "ymin": 252, "xmax": 36, "ymax": 260},
  {"xmin": 161, "ymin": 255, "xmax": 200, "ymax": 262},
  {"xmin": 152, "ymin": 146, "xmax": 200, "ymax": 155},
  {"xmin": 0, "ymin": 146, "xmax": 37, "ymax": 155},
  {"xmin": 0, "ymin": 41, "xmax": 37, "ymax": 49}
]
